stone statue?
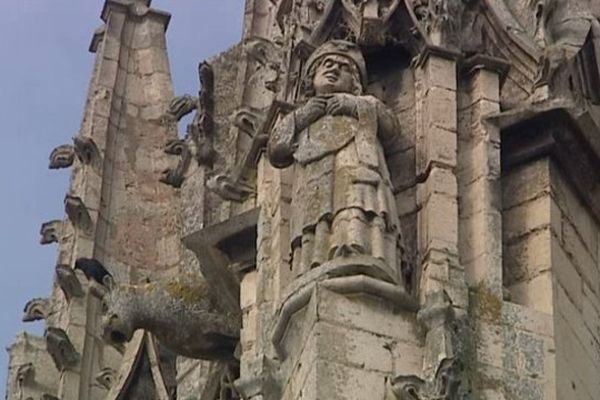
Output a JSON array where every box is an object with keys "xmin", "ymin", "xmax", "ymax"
[{"xmin": 268, "ymin": 40, "xmax": 403, "ymax": 283}]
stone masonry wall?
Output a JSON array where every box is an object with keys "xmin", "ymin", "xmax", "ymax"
[
  {"xmin": 550, "ymin": 165, "xmax": 600, "ymax": 399},
  {"xmin": 502, "ymin": 157, "xmax": 600, "ymax": 399}
]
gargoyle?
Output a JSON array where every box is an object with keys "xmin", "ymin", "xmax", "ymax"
[{"xmin": 101, "ymin": 273, "xmax": 240, "ymax": 362}]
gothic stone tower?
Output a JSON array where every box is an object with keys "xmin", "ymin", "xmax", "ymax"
[{"xmin": 6, "ymin": 0, "xmax": 600, "ymax": 399}]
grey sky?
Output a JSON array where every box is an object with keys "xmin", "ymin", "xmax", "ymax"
[{"xmin": 0, "ymin": 1, "xmax": 243, "ymax": 395}]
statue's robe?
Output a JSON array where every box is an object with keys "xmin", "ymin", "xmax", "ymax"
[{"xmin": 269, "ymin": 95, "xmax": 402, "ymax": 280}]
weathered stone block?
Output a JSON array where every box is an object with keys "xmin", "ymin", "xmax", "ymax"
[
  {"xmin": 504, "ymin": 228, "xmax": 552, "ymax": 285},
  {"xmin": 508, "ymin": 271, "xmax": 554, "ymax": 313},
  {"xmin": 421, "ymin": 55, "xmax": 457, "ymax": 91},
  {"xmin": 503, "ymin": 195, "xmax": 551, "ymax": 243},
  {"xmin": 502, "ymin": 159, "xmax": 550, "ymax": 210}
]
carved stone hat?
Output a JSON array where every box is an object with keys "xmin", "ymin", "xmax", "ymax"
[{"xmin": 305, "ymin": 40, "xmax": 368, "ymax": 89}]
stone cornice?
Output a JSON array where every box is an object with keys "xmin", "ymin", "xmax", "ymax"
[{"xmin": 490, "ymin": 101, "xmax": 600, "ymax": 222}]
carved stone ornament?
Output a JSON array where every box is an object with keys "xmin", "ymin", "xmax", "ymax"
[
  {"xmin": 22, "ymin": 297, "xmax": 50, "ymax": 322},
  {"xmin": 64, "ymin": 195, "xmax": 93, "ymax": 232},
  {"xmin": 190, "ymin": 61, "xmax": 216, "ymax": 167},
  {"xmin": 232, "ymin": 107, "xmax": 265, "ymax": 137},
  {"xmin": 94, "ymin": 367, "xmax": 117, "ymax": 390},
  {"xmin": 45, "ymin": 327, "xmax": 80, "ymax": 371},
  {"xmin": 15, "ymin": 363, "xmax": 34, "ymax": 385},
  {"xmin": 73, "ymin": 136, "xmax": 100, "ymax": 165},
  {"xmin": 159, "ymin": 139, "xmax": 192, "ymax": 188},
  {"xmin": 207, "ymin": 173, "xmax": 255, "ymax": 203},
  {"xmin": 411, "ymin": 0, "xmax": 460, "ymax": 47},
  {"xmin": 208, "ymin": 102, "xmax": 293, "ymax": 203},
  {"xmin": 41, "ymin": 394, "xmax": 60, "ymax": 400},
  {"xmin": 390, "ymin": 358, "xmax": 466, "ymax": 400},
  {"xmin": 48, "ymin": 144, "xmax": 75, "ymax": 169},
  {"xmin": 162, "ymin": 94, "xmax": 198, "ymax": 123},
  {"xmin": 39, "ymin": 220, "xmax": 62, "ymax": 245},
  {"xmin": 244, "ymin": 37, "xmax": 284, "ymax": 92},
  {"xmin": 55, "ymin": 264, "xmax": 84, "ymax": 299}
]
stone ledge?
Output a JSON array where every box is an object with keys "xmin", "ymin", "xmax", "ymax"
[
  {"xmin": 490, "ymin": 101, "xmax": 600, "ymax": 223},
  {"xmin": 182, "ymin": 208, "xmax": 260, "ymax": 313},
  {"xmin": 271, "ymin": 264, "xmax": 418, "ymax": 359}
]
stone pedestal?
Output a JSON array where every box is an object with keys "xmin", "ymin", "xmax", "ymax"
[{"xmin": 272, "ymin": 276, "xmax": 420, "ymax": 400}]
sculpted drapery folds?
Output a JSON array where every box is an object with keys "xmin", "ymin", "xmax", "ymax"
[{"xmin": 267, "ymin": 40, "xmax": 404, "ymax": 284}]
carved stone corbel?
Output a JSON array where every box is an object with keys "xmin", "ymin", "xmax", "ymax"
[
  {"xmin": 94, "ymin": 367, "xmax": 117, "ymax": 390},
  {"xmin": 42, "ymin": 394, "xmax": 60, "ymax": 400},
  {"xmin": 73, "ymin": 136, "xmax": 100, "ymax": 165},
  {"xmin": 159, "ymin": 139, "xmax": 192, "ymax": 188},
  {"xmin": 49, "ymin": 145, "xmax": 75, "ymax": 169},
  {"xmin": 232, "ymin": 107, "xmax": 265, "ymax": 137},
  {"xmin": 55, "ymin": 264, "xmax": 84, "ymax": 299},
  {"xmin": 22, "ymin": 298, "xmax": 50, "ymax": 322},
  {"xmin": 208, "ymin": 101, "xmax": 293, "ymax": 203},
  {"xmin": 389, "ymin": 357, "xmax": 465, "ymax": 400},
  {"xmin": 16, "ymin": 363, "xmax": 34, "ymax": 385},
  {"xmin": 207, "ymin": 173, "xmax": 255, "ymax": 202},
  {"xmin": 244, "ymin": 37, "xmax": 284, "ymax": 92},
  {"xmin": 45, "ymin": 327, "xmax": 80, "ymax": 371},
  {"xmin": 64, "ymin": 195, "xmax": 93, "ymax": 233},
  {"xmin": 162, "ymin": 94, "xmax": 198, "ymax": 123},
  {"xmin": 40, "ymin": 220, "xmax": 63, "ymax": 245}
]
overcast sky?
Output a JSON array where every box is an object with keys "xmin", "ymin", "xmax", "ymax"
[{"xmin": 0, "ymin": 1, "xmax": 243, "ymax": 395}]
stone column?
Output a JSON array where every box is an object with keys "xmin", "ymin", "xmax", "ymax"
[
  {"xmin": 458, "ymin": 56, "xmax": 506, "ymax": 400},
  {"xmin": 413, "ymin": 48, "xmax": 468, "ymax": 313}
]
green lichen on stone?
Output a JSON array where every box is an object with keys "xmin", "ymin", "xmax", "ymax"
[
  {"xmin": 471, "ymin": 284, "xmax": 502, "ymax": 322},
  {"xmin": 165, "ymin": 275, "xmax": 209, "ymax": 305}
]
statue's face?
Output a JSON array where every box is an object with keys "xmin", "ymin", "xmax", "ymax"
[{"xmin": 313, "ymin": 55, "xmax": 358, "ymax": 95}]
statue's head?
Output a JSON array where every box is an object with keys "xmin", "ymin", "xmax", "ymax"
[{"xmin": 304, "ymin": 40, "xmax": 367, "ymax": 96}]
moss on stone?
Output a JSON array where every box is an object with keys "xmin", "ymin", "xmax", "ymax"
[
  {"xmin": 471, "ymin": 284, "xmax": 502, "ymax": 322},
  {"xmin": 165, "ymin": 276, "xmax": 208, "ymax": 305}
]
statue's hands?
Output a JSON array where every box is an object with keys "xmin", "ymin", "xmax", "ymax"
[
  {"xmin": 294, "ymin": 97, "xmax": 328, "ymax": 130},
  {"xmin": 325, "ymin": 94, "xmax": 359, "ymax": 118}
]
